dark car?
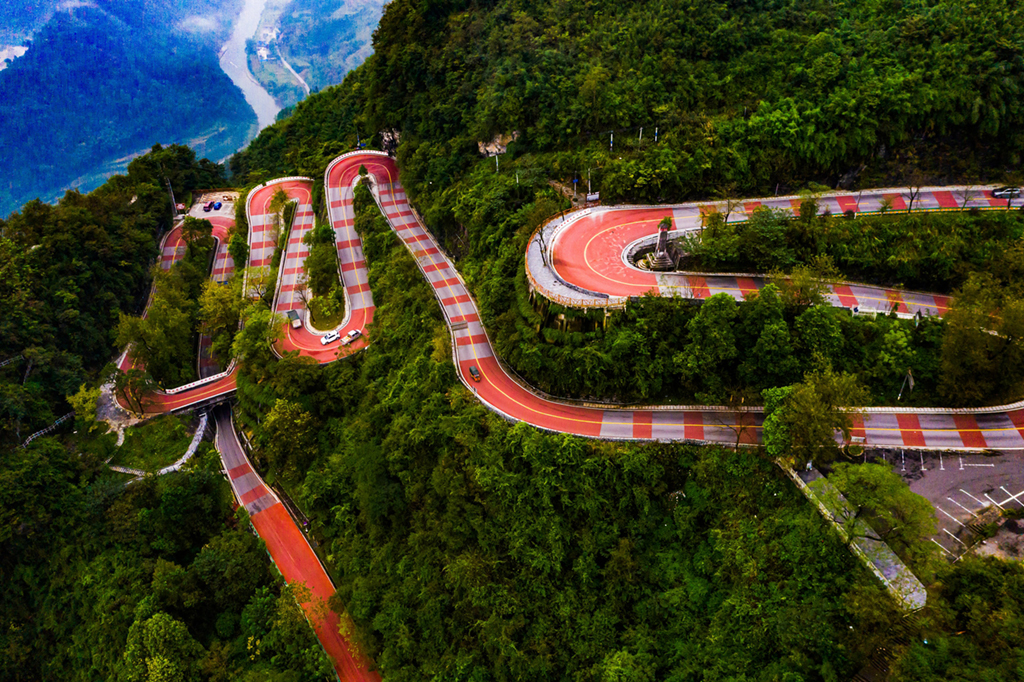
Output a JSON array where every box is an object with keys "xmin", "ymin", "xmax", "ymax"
[
  {"xmin": 469, "ymin": 365, "xmax": 481, "ymax": 382},
  {"xmin": 203, "ymin": 201, "xmax": 215, "ymax": 212},
  {"xmin": 992, "ymin": 186, "xmax": 1021, "ymax": 199}
]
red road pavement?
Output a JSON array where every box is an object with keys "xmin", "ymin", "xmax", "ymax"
[
  {"xmin": 345, "ymin": 151, "xmax": 1024, "ymax": 451},
  {"xmin": 214, "ymin": 408, "xmax": 379, "ymax": 682}
]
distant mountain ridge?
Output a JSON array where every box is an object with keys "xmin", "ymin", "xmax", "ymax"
[{"xmin": 0, "ymin": 0, "xmax": 254, "ymax": 216}]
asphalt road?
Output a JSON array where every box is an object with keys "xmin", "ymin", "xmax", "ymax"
[{"xmin": 213, "ymin": 406, "xmax": 380, "ymax": 682}]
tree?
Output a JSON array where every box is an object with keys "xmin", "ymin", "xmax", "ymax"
[
  {"xmin": 938, "ymin": 273, "xmax": 1024, "ymax": 405},
  {"xmin": 228, "ymin": 224, "xmax": 249, "ymax": 271},
  {"xmin": 773, "ymin": 254, "xmax": 839, "ymax": 308},
  {"xmin": 198, "ymin": 279, "xmax": 243, "ymax": 362},
  {"xmin": 302, "ymin": 241, "xmax": 339, "ymax": 298},
  {"xmin": 121, "ymin": 611, "xmax": 206, "ymax": 682},
  {"xmin": 794, "ymin": 305, "xmax": 844, "ymax": 369},
  {"xmin": 677, "ymin": 294, "xmax": 738, "ymax": 402},
  {"xmin": 267, "ymin": 188, "xmax": 290, "ymax": 240},
  {"xmin": 115, "ymin": 368, "xmax": 155, "ymax": 416},
  {"xmin": 257, "ymin": 399, "xmax": 317, "ymax": 479},
  {"xmin": 116, "ymin": 270, "xmax": 195, "ymax": 387},
  {"xmin": 231, "ymin": 307, "xmax": 284, "ymax": 381},
  {"xmin": 762, "ymin": 366, "xmax": 868, "ymax": 467},
  {"xmin": 737, "ymin": 284, "xmax": 798, "ymax": 390},
  {"xmin": 67, "ymin": 383, "xmax": 102, "ymax": 433},
  {"xmin": 180, "ymin": 216, "xmax": 213, "ymax": 253},
  {"xmin": 828, "ymin": 462, "xmax": 938, "ymax": 571},
  {"xmin": 243, "ymin": 266, "xmax": 275, "ymax": 307}
]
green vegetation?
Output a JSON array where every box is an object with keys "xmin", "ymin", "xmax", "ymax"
[
  {"xmin": 116, "ymin": 239, "xmax": 215, "ymax": 389},
  {"xmin": 7, "ymin": 0, "xmax": 1024, "ymax": 678},
  {"xmin": 0, "ymin": 0, "xmax": 254, "ymax": 216},
  {"xmin": 828, "ymin": 462, "xmax": 939, "ymax": 575},
  {"xmin": 763, "ymin": 366, "xmax": 869, "ymax": 467},
  {"xmin": 110, "ymin": 414, "xmax": 197, "ymax": 472},
  {"xmin": 891, "ymin": 556, "xmax": 1024, "ymax": 681},
  {"xmin": 230, "ymin": 178, "xmax": 896, "ymax": 681},
  {"xmin": 0, "ymin": 436, "xmax": 328, "ymax": 682},
  {"xmin": 301, "ymin": 221, "xmax": 346, "ymax": 329},
  {"xmin": 277, "ymin": 0, "xmax": 386, "ymax": 92},
  {"xmin": 198, "ymin": 277, "xmax": 245, "ymax": 366},
  {"xmin": 0, "ymin": 144, "xmax": 223, "ymax": 448},
  {"xmin": 688, "ymin": 202, "xmax": 1024, "ymax": 294}
]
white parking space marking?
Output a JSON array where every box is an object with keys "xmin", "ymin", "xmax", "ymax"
[
  {"xmin": 947, "ymin": 497, "xmax": 979, "ymax": 518},
  {"xmin": 943, "ymin": 529, "xmax": 967, "ymax": 546},
  {"xmin": 931, "ymin": 539, "xmax": 953, "ymax": 556},
  {"xmin": 964, "ymin": 463, "xmax": 996, "ymax": 467},
  {"xmin": 960, "ymin": 489, "xmax": 987, "ymax": 507},
  {"xmin": 937, "ymin": 507, "xmax": 965, "ymax": 527},
  {"xmin": 1000, "ymin": 487, "xmax": 1024, "ymax": 507},
  {"xmin": 985, "ymin": 493, "xmax": 1004, "ymax": 509}
]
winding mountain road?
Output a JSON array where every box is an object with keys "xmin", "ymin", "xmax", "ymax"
[
  {"xmin": 109, "ymin": 151, "xmax": 1024, "ymax": 679},
  {"xmin": 123, "ymin": 154, "xmax": 1024, "ymax": 447}
]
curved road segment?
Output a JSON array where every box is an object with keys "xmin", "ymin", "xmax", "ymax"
[
  {"xmin": 112, "ymin": 153, "xmax": 1024, "ymax": 679},
  {"xmin": 124, "ymin": 154, "xmax": 1024, "ymax": 449}
]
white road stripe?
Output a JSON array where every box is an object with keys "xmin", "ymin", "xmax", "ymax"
[
  {"xmin": 937, "ymin": 506, "xmax": 966, "ymax": 527},
  {"xmin": 985, "ymin": 493, "xmax": 1005, "ymax": 509},
  {"xmin": 930, "ymin": 539, "xmax": 952, "ymax": 556},
  {"xmin": 943, "ymin": 529, "xmax": 967, "ymax": 546},
  {"xmin": 947, "ymin": 497, "xmax": 980, "ymax": 518},
  {"xmin": 960, "ymin": 489, "xmax": 988, "ymax": 507}
]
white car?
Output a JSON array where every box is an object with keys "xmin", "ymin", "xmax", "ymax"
[
  {"xmin": 341, "ymin": 329, "xmax": 362, "ymax": 346},
  {"xmin": 320, "ymin": 331, "xmax": 341, "ymax": 346}
]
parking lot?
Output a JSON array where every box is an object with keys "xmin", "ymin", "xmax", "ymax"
[{"xmin": 876, "ymin": 449, "xmax": 1024, "ymax": 557}]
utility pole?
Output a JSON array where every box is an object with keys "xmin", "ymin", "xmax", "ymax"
[
  {"xmin": 587, "ymin": 168, "xmax": 591, "ymax": 195},
  {"xmin": 610, "ymin": 132, "xmax": 613, "ymax": 152},
  {"xmin": 639, "ymin": 127, "xmax": 643, "ymax": 145},
  {"xmin": 655, "ymin": 126, "xmax": 658, "ymax": 143}
]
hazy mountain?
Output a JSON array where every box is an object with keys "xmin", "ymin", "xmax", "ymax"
[{"xmin": 0, "ymin": 0, "xmax": 254, "ymax": 216}]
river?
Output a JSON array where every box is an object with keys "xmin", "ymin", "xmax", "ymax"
[{"xmin": 219, "ymin": 0, "xmax": 281, "ymax": 132}]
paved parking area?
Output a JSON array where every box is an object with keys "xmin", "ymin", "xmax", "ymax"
[{"xmin": 878, "ymin": 449, "xmax": 1024, "ymax": 556}]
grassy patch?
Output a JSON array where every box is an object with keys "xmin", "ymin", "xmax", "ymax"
[{"xmin": 110, "ymin": 414, "xmax": 194, "ymax": 471}]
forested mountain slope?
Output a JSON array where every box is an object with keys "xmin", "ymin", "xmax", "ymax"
[{"xmin": 0, "ymin": 0, "xmax": 254, "ymax": 216}]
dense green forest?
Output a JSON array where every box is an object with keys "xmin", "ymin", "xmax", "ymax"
[
  {"xmin": 0, "ymin": 433, "xmax": 329, "ymax": 682},
  {"xmin": 5, "ymin": 0, "xmax": 1024, "ymax": 679},
  {"xmin": 0, "ymin": 0, "xmax": 253, "ymax": 216},
  {"xmin": 278, "ymin": 0, "xmax": 386, "ymax": 92},
  {"xmin": 222, "ymin": 177, "xmax": 1024, "ymax": 681},
  {"xmin": 0, "ymin": 144, "xmax": 224, "ymax": 448}
]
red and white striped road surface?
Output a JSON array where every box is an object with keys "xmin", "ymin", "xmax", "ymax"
[
  {"xmin": 213, "ymin": 407, "xmax": 380, "ymax": 682},
  {"xmin": 122, "ymin": 153, "xmax": 1024, "ymax": 445},
  {"xmin": 113, "ymin": 154, "xmax": 1024, "ymax": 680},
  {"xmin": 346, "ymin": 152, "xmax": 1024, "ymax": 452},
  {"xmin": 546, "ymin": 205, "xmax": 951, "ymax": 316},
  {"xmin": 198, "ymin": 216, "xmax": 236, "ymax": 378}
]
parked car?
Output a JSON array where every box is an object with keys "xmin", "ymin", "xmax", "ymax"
[
  {"xmin": 286, "ymin": 310, "xmax": 302, "ymax": 329},
  {"xmin": 321, "ymin": 331, "xmax": 341, "ymax": 346},
  {"xmin": 341, "ymin": 329, "xmax": 362, "ymax": 346},
  {"xmin": 469, "ymin": 365, "xmax": 481, "ymax": 382},
  {"xmin": 203, "ymin": 201, "xmax": 215, "ymax": 212},
  {"xmin": 213, "ymin": 201, "xmax": 223, "ymax": 210},
  {"xmin": 992, "ymin": 186, "xmax": 1021, "ymax": 199}
]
